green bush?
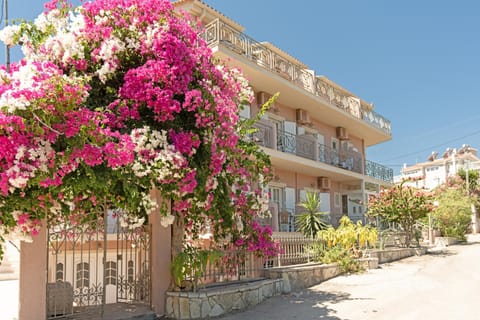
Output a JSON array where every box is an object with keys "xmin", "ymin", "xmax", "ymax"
[
  {"xmin": 433, "ymin": 188, "xmax": 474, "ymax": 240},
  {"xmin": 321, "ymin": 246, "xmax": 361, "ymax": 273}
]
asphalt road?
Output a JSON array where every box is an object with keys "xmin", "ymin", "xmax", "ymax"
[{"xmin": 220, "ymin": 243, "xmax": 480, "ymax": 320}]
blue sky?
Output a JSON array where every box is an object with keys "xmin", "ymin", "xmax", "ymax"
[{"xmin": 3, "ymin": 1, "xmax": 480, "ymax": 174}]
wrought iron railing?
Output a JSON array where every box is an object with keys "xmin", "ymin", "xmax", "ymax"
[
  {"xmin": 318, "ymin": 144, "xmax": 363, "ymax": 174},
  {"xmin": 267, "ymin": 232, "xmax": 318, "ymax": 267},
  {"xmin": 251, "ymin": 121, "xmax": 274, "ymax": 148},
  {"xmin": 365, "ymin": 160, "xmax": 394, "ymax": 183},
  {"xmin": 249, "ymin": 122, "xmax": 392, "ymax": 183},
  {"xmin": 202, "ymin": 19, "xmax": 392, "ymax": 136}
]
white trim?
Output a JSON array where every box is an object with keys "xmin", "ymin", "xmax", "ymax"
[
  {"xmin": 267, "ymin": 112, "xmax": 285, "ymax": 122},
  {"xmin": 268, "ymin": 181, "xmax": 287, "ymax": 188}
]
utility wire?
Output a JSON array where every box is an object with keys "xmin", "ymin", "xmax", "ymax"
[{"xmin": 380, "ymin": 128, "xmax": 480, "ymax": 162}]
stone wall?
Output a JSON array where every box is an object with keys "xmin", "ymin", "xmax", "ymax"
[
  {"xmin": 165, "ymin": 248, "xmax": 425, "ymax": 319},
  {"xmin": 368, "ymin": 247, "xmax": 426, "ymax": 264},
  {"xmin": 165, "ymin": 279, "xmax": 283, "ymax": 319},
  {"xmin": 265, "ymin": 262, "xmax": 342, "ymax": 293},
  {"xmin": 434, "ymin": 237, "xmax": 459, "ymax": 246}
]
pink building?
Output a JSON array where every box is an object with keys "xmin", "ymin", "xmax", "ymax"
[
  {"xmin": 16, "ymin": 1, "xmax": 393, "ymax": 319},
  {"xmin": 175, "ymin": 0, "xmax": 393, "ymax": 229}
]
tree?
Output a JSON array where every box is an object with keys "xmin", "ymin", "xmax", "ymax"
[
  {"xmin": 457, "ymin": 168, "xmax": 479, "ymax": 194},
  {"xmin": 0, "ymin": 0, "xmax": 278, "ymax": 261},
  {"xmin": 367, "ymin": 181, "xmax": 434, "ymax": 247},
  {"xmin": 295, "ymin": 191, "xmax": 329, "ymax": 239}
]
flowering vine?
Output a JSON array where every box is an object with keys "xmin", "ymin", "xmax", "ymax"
[{"xmin": 0, "ymin": 0, "xmax": 277, "ymax": 260}]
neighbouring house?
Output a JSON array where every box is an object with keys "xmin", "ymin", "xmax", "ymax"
[
  {"xmin": 395, "ymin": 144, "xmax": 480, "ymax": 190},
  {"xmin": 175, "ymin": 0, "xmax": 394, "ymax": 229}
]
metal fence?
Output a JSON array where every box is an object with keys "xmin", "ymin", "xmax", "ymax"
[
  {"xmin": 266, "ymin": 232, "xmax": 317, "ymax": 267},
  {"xmin": 46, "ymin": 210, "xmax": 151, "ymax": 319}
]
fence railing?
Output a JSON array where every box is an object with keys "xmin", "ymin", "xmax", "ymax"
[
  {"xmin": 203, "ymin": 19, "xmax": 391, "ymax": 136},
  {"xmin": 318, "ymin": 144, "xmax": 364, "ymax": 174},
  {"xmin": 365, "ymin": 160, "xmax": 394, "ymax": 183},
  {"xmin": 266, "ymin": 232, "xmax": 317, "ymax": 267}
]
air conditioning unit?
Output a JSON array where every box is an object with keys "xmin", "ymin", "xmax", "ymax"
[
  {"xmin": 336, "ymin": 126, "xmax": 349, "ymax": 140},
  {"xmin": 317, "ymin": 176, "xmax": 331, "ymax": 190},
  {"xmin": 296, "ymin": 108, "xmax": 311, "ymax": 125}
]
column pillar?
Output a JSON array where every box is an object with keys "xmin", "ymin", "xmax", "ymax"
[
  {"xmin": 150, "ymin": 190, "xmax": 172, "ymax": 316},
  {"xmin": 19, "ymin": 225, "xmax": 47, "ymax": 320}
]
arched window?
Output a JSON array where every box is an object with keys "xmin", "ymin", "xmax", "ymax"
[
  {"xmin": 76, "ymin": 262, "xmax": 90, "ymax": 288},
  {"xmin": 55, "ymin": 262, "xmax": 64, "ymax": 282},
  {"xmin": 127, "ymin": 260, "xmax": 134, "ymax": 283},
  {"xmin": 105, "ymin": 261, "xmax": 117, "ymax": 285}
]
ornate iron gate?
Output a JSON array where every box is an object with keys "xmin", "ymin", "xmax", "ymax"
[{"xmin": 46, "ymin": 209, "xmax": 151, "ymax": 319}]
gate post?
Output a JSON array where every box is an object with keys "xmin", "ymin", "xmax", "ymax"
[
  {"xmin": 19, "ymin": 222, "xmax": 47, "ymax": 320},
  {"xmin": 150, "ymin": 190, "xmax": 172, "ymax": 316}
]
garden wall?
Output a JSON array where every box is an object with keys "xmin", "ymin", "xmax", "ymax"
[
  {"xmin": 165, "ymin": 279, "xmax": 283, "ymax": 319},
  {"xmin": 165, "ymin": 247, "xmax": 426, "ymax": 319},
  {"xmin": 368, "ymin": 247, "xmax": 427, "ymax": 264}
]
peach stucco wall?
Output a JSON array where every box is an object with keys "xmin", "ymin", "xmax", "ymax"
[
  {"xmin": 150, "ymin": 190, "xmax": 172, "ymax": 317},
  {"xmin": 19, "ymin": 223, "xmax": 47, "ymax": 320}
]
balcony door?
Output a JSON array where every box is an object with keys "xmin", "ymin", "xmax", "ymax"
[
  {"xmin": 316, "ymin": 133, "xmax": 325, "ymax": 163},
  {"xmin": 275, "ymin": 119, "xmax": 296, "ymax": 154},
  {"xmin": 268, "ymin": 185, "xmax": 284, "ymax": 231}
]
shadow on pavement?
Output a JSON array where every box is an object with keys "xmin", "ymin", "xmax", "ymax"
[{"xmin": 219, "ymin": 289, "xmax": 359, "ymax": 320}]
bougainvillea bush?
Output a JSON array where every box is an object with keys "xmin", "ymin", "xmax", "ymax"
[{"xmin": 0, "ymin": 0, "xmax": 277, "ymax": 261}]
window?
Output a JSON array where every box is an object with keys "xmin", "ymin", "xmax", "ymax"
[
  {"xmin": 76, "ymin": 262, "xmax": 90, "ymax": 288},
  {"xmin": 331, "ymin": 138, "xmax": 339, "ymax": 151},
  {"xmin": 331, "ymin": 138, "xmax": 339, "ymax": 165},
  {"xmin": 334, "ymin": 193, "xmax": 341, "ymax": 208},
  {"xmin": 105, "ymin": 261, "xmax": 117, "ymax": 285},
  {"xmin": 55, "ymin": 263, "xmax": 64, "ymax": 282},
  {"xmin": 268, "ymin": 186, "xmax": 284, "ymax": 211},
  {"xmin": 127, "ymin": 260, "xmax": 134, "ymax": 283}
]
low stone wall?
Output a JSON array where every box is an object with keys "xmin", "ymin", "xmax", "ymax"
[
  {"xmin": 435, "ymin": 237, "xmax": 459, "ymax": 246},
  {"xmin": 466, "ymin": 234, "xmax": 480, "ymax": 243},
  {"xmin": 368, "ymin": 247, "xmax": 426, "ymax": 264},
  {"xmin": 165, "ymin": 279, "xmax": 283, "ymax": 319},
  {"xmin": 264, "ymin": 257, "xmax": 379, "ymax": 293},
  {"xmin": 265, "ymin": 262, "xmax": 341, "ymax": 293}
]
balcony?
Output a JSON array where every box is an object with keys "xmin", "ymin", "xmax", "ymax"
[
  {"xmin": 251, "ymin": 122, "xmax": 393, "ymax": 183},
  {"xmin": 202, "ymin": 19, "xmax": 391, "ymax": 136}
]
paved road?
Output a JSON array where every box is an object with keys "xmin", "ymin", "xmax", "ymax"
[{"xmin": 220, "ymin": 243, "xmax": 480, "ymax": 320}]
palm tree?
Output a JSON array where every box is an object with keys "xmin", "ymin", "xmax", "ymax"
[{"xmin": 295, "ymin": 191, "xmax": 330, "ymax": 239}]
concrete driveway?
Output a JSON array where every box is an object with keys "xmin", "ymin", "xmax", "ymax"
[{"xmin": 220, "ymin": 243, "xmax": 480, "ymax": 320}]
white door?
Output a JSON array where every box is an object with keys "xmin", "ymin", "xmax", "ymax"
[
  {"xmin": 285, "ymin": 187, "xmax": 296, "ymax": 231},
  {"xmin": 320, "ymin": 193, "xmax": 331, "ymax": 223}
]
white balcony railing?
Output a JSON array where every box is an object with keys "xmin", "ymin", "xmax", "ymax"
[{"xmin": 202, "ymin": 19, "xmax": 391, "ymax": 136}]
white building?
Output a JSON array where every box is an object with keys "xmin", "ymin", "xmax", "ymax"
[{"xmin": 395, "ymin": 145, "xmax": 480, "ymax": 190}]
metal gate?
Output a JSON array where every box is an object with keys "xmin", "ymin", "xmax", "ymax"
[{"xmin": 46, "ymin": 209, "xmax": 151, "ymax": 319}]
